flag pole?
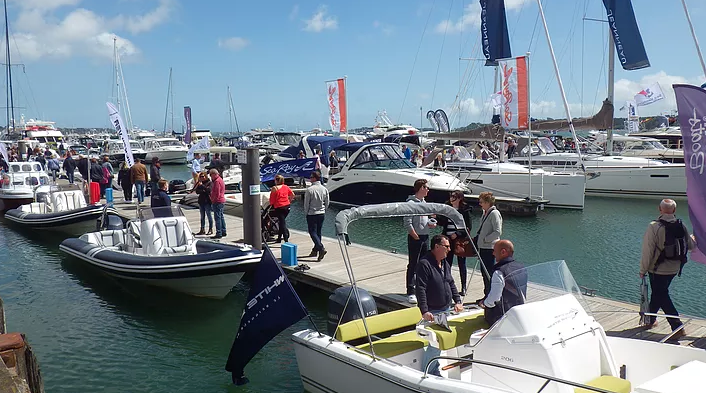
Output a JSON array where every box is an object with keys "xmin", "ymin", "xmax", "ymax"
[
  {"xmin": 681, "ymin": 0, "xmax": 706, "ymax": 78},
  {"xmin": 344, "ymin": 75, "xmax": 348, "ymax": 136},
  {"xmin": 526, "ymin": 53, "xmax": 532, "ymax": 200},
  {"xmin": 535, "ymin": 0, "xmax": 585, "ymax": 172}
]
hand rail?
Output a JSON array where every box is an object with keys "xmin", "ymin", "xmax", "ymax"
[{"xmin": 423, "ymin": 355, "xmax": 623, "ymax": 393}]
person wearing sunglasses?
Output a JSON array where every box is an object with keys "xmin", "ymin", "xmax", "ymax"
[
  {"xmin": 437, "ymin": 190, "xmax": 473, "ymax": 296},
  {"xmin": 404, "ymin": 178, "xmax": 437, "ymax": 304}
]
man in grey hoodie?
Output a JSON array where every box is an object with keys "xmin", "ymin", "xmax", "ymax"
[
  {"xmin": 404, "ymin": 179, "xmax": 437, "ymax": 304},
  {"xmin": 304, "ymin": 171, "xmax": 330, "ymax": 261}
]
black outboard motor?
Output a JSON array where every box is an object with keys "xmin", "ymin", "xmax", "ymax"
[
  {"xmin": 96, "ymin": 205, "xmax": 123, "ymax": 231},
  {"xmin": 168, "ymin": 179, "xmax": 186, "ymax": 194},
  {"xmin": 327, "ymin": 286, "xmax": 377, "ymax": 336}
]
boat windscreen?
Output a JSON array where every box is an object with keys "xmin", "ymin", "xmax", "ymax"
[{"xmin": 139, "ymin": 205, "xmax": 185, "ymax": 220}]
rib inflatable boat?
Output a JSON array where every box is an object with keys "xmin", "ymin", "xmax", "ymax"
[
  {"xmin": 59, "ymin": 206, "xmax": 262, "ymax": 299},
  {"xmin": 5, "ymin": 185, "xmax": 119, "ymax": 235}
]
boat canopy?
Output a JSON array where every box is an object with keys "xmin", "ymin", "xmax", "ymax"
[
  {"xmin": 334, "ymin": 202, "xmax": 465, "ymax": 236},
  {"xmin": 279, "ymin": 136, "xmax": 347, "ymax": 166}
]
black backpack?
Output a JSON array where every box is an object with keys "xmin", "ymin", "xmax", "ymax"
[{"xmin": 655, "ymin": 219, "xmax": 689, "ymax": 276}]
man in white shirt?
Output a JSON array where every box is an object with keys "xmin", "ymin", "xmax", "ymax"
[
  {"xmin": 191, "ymin": 153, "xmax": 202, "ymax": 184},
  {"xmin": 477, "ymin": 239, "xmax": 527, "ymax": 325}
]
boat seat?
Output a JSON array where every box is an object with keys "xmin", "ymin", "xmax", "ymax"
[
  {"xmin": 141, "ymin": 217, "xmax": 195, "ymax": 255},
  {"xmin": 51, "ymin": 190, "xmax": 87, "ymax": 212},
  {"xmin": 574, "ymin": 376, "xmax": 631, "ymax": 393},
  {"xmin": 126, "ymin": 221, "xmax": 142, "ymax": 248},
  {"xmin": 426, "ymin": 312, "xmax": 489, "ymax": 350},
  {"xmin": 335, "ymin": 307, "xmax": 422, "ymax": 342},
  {"xmin": 81, "ymin": 230, "xmax": 125, "ymax": 249},
  {"xmin": 20, "ymin": 202, "xmax": 47, "ymax": 214},
  {"xmin": 355, "ymin": 331, "xmax": 428, "ymax": 359}
]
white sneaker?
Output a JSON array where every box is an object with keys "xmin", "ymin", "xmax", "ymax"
[{"xmin": 407, "ymin": 294, "xmax": 417, "ymax": 304}]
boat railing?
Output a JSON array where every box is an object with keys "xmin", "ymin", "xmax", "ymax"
[{"xmin": 424, "ymin": 355, "xmax": 620, "ymax": 393}]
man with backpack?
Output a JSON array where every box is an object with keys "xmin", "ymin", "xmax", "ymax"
[{"xmin": 640, "ymin": 199, "xmax": 696, "ymax": 337}]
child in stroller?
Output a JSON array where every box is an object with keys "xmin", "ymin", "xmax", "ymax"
[{"xmin": 261, "ymin": 205, "xmax": 280, "ymax": 243}]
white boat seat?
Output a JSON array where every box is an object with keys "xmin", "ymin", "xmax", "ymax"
[
  {"xmin": 51, "ymin": 190, "xmax": 87, "ymax": 212},
  {"xmin": 126, "ymin": 221, "xmax": 142, "ymax": 248},
  {"xmin": 20, "ymin": 202, "xmax": 48, "ymax": 214},
  {"xmin": 80, "ymin": 230, "xmax": 126, "ymax": 250},
  {"xmin": 140, "ymin": 216, "xmax": 195, "ymax": 255}
]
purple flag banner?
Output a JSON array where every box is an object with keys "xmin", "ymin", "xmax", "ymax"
[
  {"xmin": 673, "ymin": 84, "xmax": 706, "ymax": 264},
  {"xmin": 184, "ymin": 106, "xmax": 192, "ymax": 144}
]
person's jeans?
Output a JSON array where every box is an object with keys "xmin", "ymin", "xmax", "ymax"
[
  {"xmin": 421, "ymin": 307, "xmax": 450, "ymax": 376},
  {"xmin": 199, "ymin": 203, "xmax": 213, "ymax": 231},
  {"xmin": 149, "ymin": 181, "xmax": 158, "ymax": 196},
  {"xmin": 449, "ymin": 248, "xmax": 467, "ymax": 293},
  {"xmin": 274, "ymin": 206, "xmax": 291, "ymax": 241},
  {"xmin": 306, "ymin": 214, "xmax": 325, "ymax": 251},
  {"xmin": 479, "ymin": 248, "xmax": 495, "ymax": 295},
  {"xmin": 50, "ymin": 169, "xmax": 57, "ymax": 182},
  {"xmin": 406, "ymin": 235, "xmax": 429, "ymax": 295},
  {"xmin": 100, "ymin": 182, "xmax": 107, "ymax": 198},
  {"xmin": 213, "ymin": 203, "xmax": 226, "ymax": 236},
  {"xmin": 648, "ymin": 273, "xmax": 682, "ymax": 330},
  {"xmin": 134, "ymin": 181, "xmax": 145, "ymax": 203},
  {"xmin": 66, "ymin": 171, "xmax": 74, "ymax": 184}
]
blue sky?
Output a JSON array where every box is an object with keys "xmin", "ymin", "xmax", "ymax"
[{"xmin": 3, "ymin": 0, "xmax": 705, "ymax": 132}]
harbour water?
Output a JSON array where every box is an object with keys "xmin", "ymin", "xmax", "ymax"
[{"xmin": 1, "ymin": 165, "xmax": 704, "ymax": 392}]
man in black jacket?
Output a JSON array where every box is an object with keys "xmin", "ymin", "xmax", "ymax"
[
  {"xmin": 151, "ymin": 179, "xmax": 171, "ymax": 208},
  {"xmin": 150, "ymin": 157, "xmax": 161, "ymax": 195},
  {"xmin": 62, "ymin": 152, "xmax": 77, "ymax": 183},
  {"xmin": 416, "ymin": 234, "xmax": 464, "ymax": 376}
]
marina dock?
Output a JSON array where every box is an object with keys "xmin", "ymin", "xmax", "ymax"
[{"xmin": 114, "ymin": 202, "xmax": 706, "ymax": 350}]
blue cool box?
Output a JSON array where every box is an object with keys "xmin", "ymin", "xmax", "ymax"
[{"xmin": 281, "ymin": 243, "xmax": 298, "ymax": 266}]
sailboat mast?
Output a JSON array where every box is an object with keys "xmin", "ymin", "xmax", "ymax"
[
  {"xmin": 227, "ymin": 86, "xmax": 233, "ymax": 134},
  {"xmin": 535, "ymin": 0, "xmax": 585, "ymax": 171},
  {"xmin": 163, "ymin": 67, "xmax": 172, "ymax": 134},
  {"xmin": 228, "ymin": 86, "xmax": 241, "ymax": 135},
  {"xmin": 606, "ymin": 33, "xmax": 615, "ymax": 154},
  {"xmin": 3, "ymin": 0, "xmax": 15, "ymax": 136},
  {"xmin": 681, "ymin": 0, "xmax": 706, "ymax": 78},
  {"xmin": 113, "ymin": 37, "xmax": 120, "ymax": 113},
  {"xmin": 170, "ymin": 70, "xmax": 174, "ymax": 134}
]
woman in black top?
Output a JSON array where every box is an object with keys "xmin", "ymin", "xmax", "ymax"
[
  {"xmin": 193, "ymin": 172, "xmax": 213, "ymax": 235},
  {"xmin": 438, "ymin": 190, "xmax": 473, "ymax": 295},
  {"xmin": 116, "ymin": 162, "xmax": 132, "ymax": 202}
]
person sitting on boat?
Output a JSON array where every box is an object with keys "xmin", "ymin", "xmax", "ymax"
[
  {"xmin": 151, "ymin": 179, "xmax": 171, "ymax": 209},
  {"xmin": 477, "ymin": 239, "xmax": 527, "ymax": 326},
  {"xmin": 207, "ymin": 153, "xmax": 225, "ymax": 175},
  {"xmin": 416, "ymin": 234, "xmax": 464, "ymax": 376}
]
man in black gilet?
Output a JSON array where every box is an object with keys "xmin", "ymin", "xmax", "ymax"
[{"xmin": 477, "ymin": 239, "xmax": 527, "ymax": 325}]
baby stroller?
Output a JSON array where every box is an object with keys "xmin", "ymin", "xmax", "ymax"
[{"xmin": 261, "ymin": 205, "xmax": 280, "ymax": 243}]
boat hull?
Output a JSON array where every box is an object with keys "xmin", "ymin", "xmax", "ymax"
[
  {"xmin": 4, "ymin": 205, "xmax": 119, "ymax": 236},
  {"xmin": 584, "ymin": 165, "xmax": 686, "ymax": 199},
  {"xmin": 145, "ymin": 150, "xmax": 187, "ymax": 164},
  {"xmin": 59, "ymin": 238, "xmax": 261, "ymax": 299},
  {"xmin": 0, "ymin": 196, "xmax": 34, "ymax": 213}
]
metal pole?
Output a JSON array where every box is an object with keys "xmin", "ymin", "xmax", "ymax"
[
  {"xmin": 3, "ymin": 0, "xmax": 14, "ymax": 136},
  {"xmin": 681, "ymin": 0, "xmax": 706, "ymax": 78},
  {"xmin": 242, "ymin": 147, "xmax": 262, "ymax": 249},
  {"xmin": 535, "ymin": 0, "xmax": 585, "ymax": 172},
  {"xmin": 526, "ymin": 53, "xmax": 532, "ymax": 199},
  {"xmin": 606, "ymin": 32, "xmax": 615, "ymax": 155}
]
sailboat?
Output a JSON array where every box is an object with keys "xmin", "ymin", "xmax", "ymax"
[{"xmin": 143, "ymin": 68, "xmax": 187, "ymax": 164}]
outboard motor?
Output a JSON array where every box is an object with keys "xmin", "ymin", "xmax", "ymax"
[
  {"xmin": 168, "ymin": 179, "xmax": 186, "ymax": 194},
  {"xmin": 327, "ymin": 286, "xmax": 377, "ymax": 336},
  {"xmin": 96, "ymin": 205, "xmax": 123, "ymax": 231}
]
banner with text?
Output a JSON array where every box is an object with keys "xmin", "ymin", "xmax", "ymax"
[
  {"xmin": 499, "ymin": 56, "xmax": 529, "ymax": 130},
  {"xmin": 673, "ymin": 84, "xmax": 706, "ymax": 264},
  {"xmin": 0, "ymin": 142, "xmax": 8, "ymax": 164},
  {"xmin": 601, "ymin": 0, "xmax": 650, "ymax": 70},
  {"xmin": 480, "ymin": 0, "xmax": 512, "ymax": 66},
  {"xmin": 434, "ymin": 109, "xmax": 450, "ymax": 133},
  {"xmin": 184, "ymin": 106, "xmax": 192, "ymax": 144},
  {"xmin": 187, "ymin": 135, "xmax": 210, "ymax": 162},
  {"xmin": 626, "ymin": 100, "xmax": 640, "ymax": 133},
  {"xmin": 106, "ymin": 102, "xmax": 134, "ymax": 167},
  {"xmin": 260, "ymin": 158, "xmax": 318, "ymax": 182},
  {"xmin": 326, "ymin": 78, "xmax": 347, "ymax": 134},
  {"xmin": 634, "ymin": 83, "xmax": 665, "ymax": 107}
]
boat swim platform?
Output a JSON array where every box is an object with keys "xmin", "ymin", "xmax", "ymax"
[{"xmin": 111, "ymin": 202, "xmax": 706, "ymax": 350}]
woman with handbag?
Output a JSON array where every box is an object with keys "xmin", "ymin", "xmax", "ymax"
[
  {"xmin": 477, "ymin": 191, "xmax": 503, "ymax": 295},
  {"xmin": 439, "ymin": 190, "xmax": 473, "ymax": 296}
]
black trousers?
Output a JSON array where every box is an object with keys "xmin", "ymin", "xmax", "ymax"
[
  {"xmin": 274, "ymin": 206, "xmax": 291, "ymax": 241},
  {"xmin": 122, "ymin": 182, "xmax": 132, "ymax": 201},
  {"xmin": 648, "ymin": 272, "xmax": 682, "ymax": 330},
  {"xmin": 406, "ymin": 235, "xmax": 429, "ymax": 295},
  {"xmin": 479, "ymin": 248, "xmax": 495, "ymax": 295}
]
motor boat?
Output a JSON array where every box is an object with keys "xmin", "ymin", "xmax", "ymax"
[
  {"xmin": 0, "ymin": 161, "xmax": 50, "ymax": 212},
  {"xmin": 326, "ymin": 142, "xmax": 544, "ymax": 216},
  {"xmin": 293, "ymin": 202, "xmax": 706, "ymax": 393},
  {"xmin": 4, "ymin": 184, "xmax": 119, "ymax": 235},
  {"xmin": 143, "ymin": 137, "xmax": 188, "ymax": 164},
  {"xmin": 59, "ymin": 206, "xmax": 262, "ymax": 299},
  {"xmin": 100, "ymin": 139, "xmax": 148, "ymax": 163},
  {"xmin": 435, "ymin": 146, "xmax": 586, "ymax": 210},
  {"xmin": 611, "ymin": 136, "xmax": 683, "ymax": 163},
  {"xmin": 509, "ymin": 136, "xmax": 686, "ymax": 199}
]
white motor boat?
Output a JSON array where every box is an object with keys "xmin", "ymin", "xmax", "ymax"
[
  {"xmin": 143, "ymin": 137, "xmax": 188, "ymax": 164},
  {"xmin": 327, "ymin": 142, "xmax": 544, "ymax": 216},
  {"xmin": 59, "ymin": 206, "xmax": 262, "ymax": 299},
  {"xmin": 0, "ymin": 161, "xmax": 50, "ymax": 212},
  {"xmin": 510, "ymin": 136, "xmax": 686, "ymax": 199},
  {"xmin": 438, "ymin": 146, "xmax": 586, "ymax": 210},
  {"xmin": 293, "ymin": 202, "xmax": 706, "ymax": 393},
  {"xmin": 101, "ymin": 139, "xmax": 148, "ymax": 163}
]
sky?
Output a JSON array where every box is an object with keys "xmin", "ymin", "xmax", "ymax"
[{"xmin": 1, "ymin": 0, "xmax": 705, "ymax": 133}]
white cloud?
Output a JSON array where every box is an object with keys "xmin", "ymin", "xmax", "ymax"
[
  {"xmin": 531, "ymin": 100, "xmax": 557, "ymax": 115},
  {"xmin": 218, "ymin": 37, "xmax": 250, "ymax": 51},
  {"xmin": 436, "ymin": 0, "xmax": 530, "ymax": 33},
  {"xmin": 613, "ymin": 71, "xmax": 705, "ymax": 114},
  {"xmin": 458, "ymin": 98, "xmax": 482, "ymax": 115},
  {"xmin": 289, "ymin": 4, "xmax": 299, "ymax": 21},
  {"xmin": 303, "ymin": 6, "xmax": 338, "ymax": 33},
  {"xmin": 5, "ymin": 0, "xmax": 173, "ymax": 62},
  {"xmin": 372, "ymin": 20, "xmax": 394, "ymax": 36}
]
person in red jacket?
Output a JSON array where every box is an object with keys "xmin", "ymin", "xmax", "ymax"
[
  {"xmin": 269, "ymin": 174, "xmax": 295, "ymax": 243},
  {"xmin": 209, "ymin": 168, "xmax": 227, "ymax": 239}
]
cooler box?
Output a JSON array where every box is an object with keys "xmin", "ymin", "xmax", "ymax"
[
  {"xmin": 105, "ymin": 187, "xmax": 113, "ymax": 204},
  {"xmin": 89, "ymin": 182, "xmax": 101, "ymax": 204},
  {"xmin": 281, "ymin": 243, "xmax": 298, "ymax": 267}
]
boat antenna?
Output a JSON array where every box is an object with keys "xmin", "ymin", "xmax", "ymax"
[
  {"xmin": 3, "ymin": 0, "xmax": 15, "ymax": 137},
  {"xmin": 163, "ymin": 67, "xmax": 172, "ymax": 134}
]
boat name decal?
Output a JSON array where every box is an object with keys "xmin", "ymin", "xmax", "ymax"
[{"xmin": 246, "ymin": 274, "xmax": 286, "ymax": 309}]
